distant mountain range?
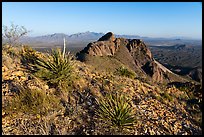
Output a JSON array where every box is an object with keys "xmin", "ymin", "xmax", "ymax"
[
  {"xmin": 15, "ymin": 31, "xmax": 202, "ymax": 47},
  {"xmin": 19, "ymin": 31, "xmax": 142, "ymax": 44}
]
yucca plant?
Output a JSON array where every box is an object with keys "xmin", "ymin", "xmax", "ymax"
[
  {"xmin": 96, "ymin": 92, "xmax": 136, "ymax": 134},
  {"xmin": 35, "ymin": 48, "xmax": 74, "ymax": 87}
]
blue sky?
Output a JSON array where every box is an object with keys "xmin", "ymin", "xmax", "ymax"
[{"xmin": 2, "ymin": 2, "xmax": 202, "ymax": 39}]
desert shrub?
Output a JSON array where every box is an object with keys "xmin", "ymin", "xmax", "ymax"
[
  {"xmin": 149, "ymin": 92, "xmax": 161, "ymax": 100},
  {"xmin": 2, "ymin": 44, "xmax": 19, "ymax": 58},
  {"xmin": 114, "ymin": 66, "xmax": 136, "ymax": 79},
  {"xmin": 96, "ymin": 92, "xmax": 136, "ymax": 133},
  {"xmin": 160, "ymin": 92, "xmax": 173, "ymax": 102},
  {"xmin": 2, "ymin": 23, "xmax": 29, "ymax": 46},
  {"xmin": 178, "ymin": 86, "xmax": 188, "ymax": 92},
  {"xmin": 35, "ymin": 48, "xmax": 75, "ymax": 88},
  {"xmin": 20, "ymin": 45, "xmax": 39, "ymax": 65},
  {"xmin": 6, "ymin": 86, "xmax": 62, "ymax": 116}
]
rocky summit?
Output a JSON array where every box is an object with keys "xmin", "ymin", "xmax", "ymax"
[{"xmin": 77, "ymin": 32, "xmax": 187, "ymax": 84}]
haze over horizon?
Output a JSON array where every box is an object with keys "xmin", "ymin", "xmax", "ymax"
[{"xmin": 2, "ymin": 2, "xmax": 202, "ymax": 39}]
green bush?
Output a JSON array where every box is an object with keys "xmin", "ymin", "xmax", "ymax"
[
  {"xmin": 96, "ymin": 92, "xmax": 136, "ymax": 133},
  {"xmin": 35, "ymin": 48, "xmax": 74, "ymax": 87},
  {"xmin": 6, "ymin": 86, "xmax": 62, "ymax": 116},
  {"xmin": 160, "ymin": 92, "xmax": 173, "ymax": 102},
  {"xmin": 178, "ymin": 86, "xmax": 188, "ymax": 91},
  {"xmin": 114, "ymin": 66, "xmax": 136, "ymax": 79}
]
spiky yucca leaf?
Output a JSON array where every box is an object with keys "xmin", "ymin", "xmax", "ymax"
[
  {"xmin": 96, "ymin": 92, "xmax": 136, "ymax": 132},
  {"xmin": 35, "ymin": 48, "xmax": 74, "ymax": 86}
]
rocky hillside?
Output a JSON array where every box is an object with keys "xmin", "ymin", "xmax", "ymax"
[
  {"xmin": 77, "ymin": 32, "xmax": 189, "ymax": 84},
  {"xmin": 2, "ymin": 44, "xmax": 202, "ymax": 135}
]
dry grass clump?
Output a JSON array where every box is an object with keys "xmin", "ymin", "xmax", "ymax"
[{"xmin": 5, "ymin": 85, "xmax": 62, "ymax": 116}]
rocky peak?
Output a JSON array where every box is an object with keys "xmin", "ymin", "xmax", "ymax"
[
  {"xmin": 78, "ymin": 32, "xmax": 148, "ymax": 57},
  {"xmin": 98, "ymin": 32, "xmax": 115, "ymax": 41},
  {"xmin": 77, "ymin": 32, "xmax": 186, "ymax": 84}
]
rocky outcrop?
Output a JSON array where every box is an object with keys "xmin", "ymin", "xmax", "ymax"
[
  {"xmin": 79, "ymin": 32, "xmax": 119, "ymax": 56},
  {"xmin": 142, "ymin": 61, "xmax": 164, "ymax": 82},
  {"xmin": 188, "ymin": 68, "xmax": 202, "ymax": 83},
  {"xmin": 141, "ymin": 60, "xmax": 179, "ymax": 83},
  {"xmin": 84, "ymin": 41, "xmax": 119, "ymax": 56},
  {"xmin": 77, "ymin": 32, "xmax": 187, "ymax": 84},
  {"xmin": 98, "ymin": 32, "xmax": 116, "ymax": 41},
  {"xmin": 126, "ymin": 39, "xmax": 153, "ymax": 67}
]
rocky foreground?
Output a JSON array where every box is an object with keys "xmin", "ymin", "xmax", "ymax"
[{"xmin": 2, "ymin": 45, "xmax": 202, "ymax": 135}]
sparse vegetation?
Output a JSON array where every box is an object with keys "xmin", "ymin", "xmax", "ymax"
[
  {"xmin": 114, "ymin": 66, "xmax": 136, "ymax": 79},
  {"xmin": 96, "ymin": 92, "xmax": 136, "ymax": 133},
  {"xmin": 160, "ymin": 91, "xmax": 173, "ymax": 102},
  {"xmin": 178, "ymin": 86, "xmax": 188, "ymax": 92},
  {"xmin": 5, "ymin": 85, "xmax": 62, "ymax": 116}
]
